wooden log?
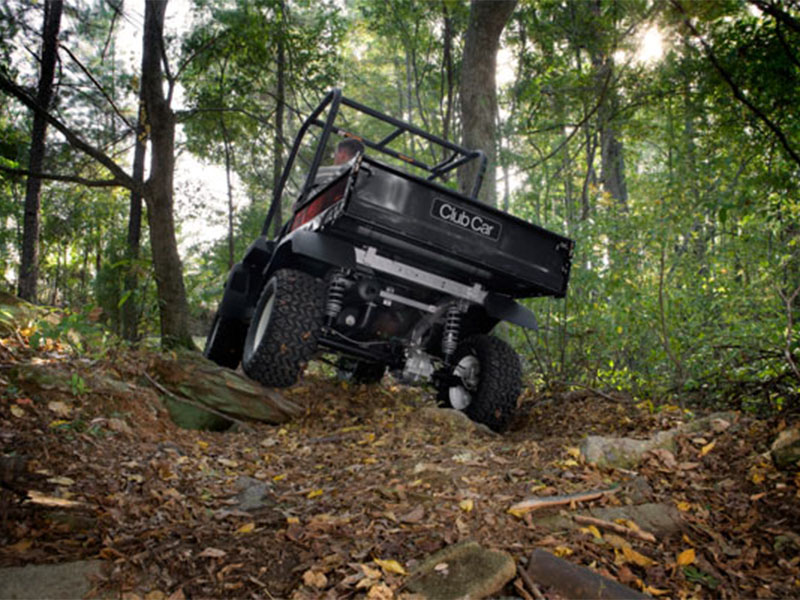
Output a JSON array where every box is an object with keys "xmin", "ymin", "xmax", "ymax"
[
  {"xmin": 148, "ymin": 350, "xmax": 303, "ymax": 429},
  {"xmin": 526, "ymin": 549, "xmax": 650, "ymax": 600},
  {"xmin": 509, "ymin": 487, "xmax": 618, "ymax": 516},
  {"xmin": 573, "ymin": 514, "xmax": 657, "ymax": 543}
]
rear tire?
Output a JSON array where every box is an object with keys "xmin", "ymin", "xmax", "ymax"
[
  {"xmin": 242, "ymin": 269, "xmax": 325, "ymax": 387},
  {"xmin": 204, "ymin": 313, "xmax": 246, "ymax": 369},
  {"xmin": 436, "ymin": 335, "xmax": 522, "ymax": 432}
]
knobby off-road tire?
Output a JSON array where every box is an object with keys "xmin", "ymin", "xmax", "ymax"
[
  {"xmin": 204, "ymin": 313, "xmax": 247, "ymax": 369},
  {"xmin": 436, "ymin": 334, "xmax": 522, "ymax": 432},
  {"xmin": 242, "ymin": 269, "xmax": 325, "ymax": 387},
  {"xmin": 337, "ymin": 358, "xmax": 386, "ymax": 384}
]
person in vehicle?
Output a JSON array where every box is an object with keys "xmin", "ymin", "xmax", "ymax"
[
  {"xmin": 333, "ymin": 138, "xmax": 364, "ymax": 165},
  {"xmin": 293, "ymin": 138, "xmax": 365, "ymax": 213}
]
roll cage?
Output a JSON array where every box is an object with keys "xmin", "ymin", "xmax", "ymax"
[{"xmin": 261, "ymin": 88, "xmax": 488, "ymax": 237}]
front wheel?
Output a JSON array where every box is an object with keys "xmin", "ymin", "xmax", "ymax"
[
  {"xmin": 242, "ymin": 269, "xmax": 325, "ymax": 387},
  {"xmin": 435, "ymin": 335, "xmax": 522, "ymax": 432}
]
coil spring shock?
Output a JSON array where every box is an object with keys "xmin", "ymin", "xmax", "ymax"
[
  {"xmin": 441, "ymin": 304, "xmax": 462, "ymax": 362},
  {"xmin": 325, "ymin": 269, "xmax": 348, "ymax": 322}
]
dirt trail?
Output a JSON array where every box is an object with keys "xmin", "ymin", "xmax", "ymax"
[{"xmin": 1, "ymin": 338, "xmax": 799, "ymax": 598}]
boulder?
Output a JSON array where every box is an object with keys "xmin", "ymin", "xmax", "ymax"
[
  {"xmin": 406, "ymin": 541, "xmax": 516, "ymax": 600},
  {"xmin": 581, "ymin": 412, "xmax": 736, "ymax": 469},
  {"xmin": 0, "ymin": 560, "xmax": 104, "ymax": 600},
  {"xmin": 770, "ymin": 425, "xmax": 800, "ymax": 469}
]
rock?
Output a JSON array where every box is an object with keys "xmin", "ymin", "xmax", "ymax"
[
  {"xmin": 235, "ymin": 475, "xmax": 275, "ymax": 511},
  {"xmin": 770, "ymin": 425, "xmax": 800, "ymax": 469},
  {"xmin": 589, "ymin": 503, "xmax": 682, "ymax": 537},
  {"xmin": 581, "ymin": 411, "xmax": 737, "ymax": 469},
  {"xmin": 417, "ymin": 407, "xmax": 496, "ymax": 436},
  {"xmin": 534, "ymin": 502, "xmax": 682, "ymax": 538},
  {"xmin": 0, "ymin": 560, "xmax": 104, "ymax": 599},
  {"xmin": 406, "ymin": 541, "xmax": 516, "ymax": 600},
  {"xmin": 526, "ymin": 548, "xmax": 648, "ymax": 600}
]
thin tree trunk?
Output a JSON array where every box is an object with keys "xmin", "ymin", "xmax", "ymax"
[
  {"xmin": 458, "ymin": 0, "xmax": 517, "ymax": 205},
  {"xmin": 18, "ymin": 0, "xmax": 63, "ymax": 301},
  {"xmin": 271, "ymin": 0, "xmax": 286, "ymax": 238},
  {"xmin": 122, "ymin": 101, "xmax": 146, "ymax": 342},
  {"xmin": 221, "ymin": 118, "xmax": 235, "ymax": 269},
  {"xmin": 141, "ymin": 0, "xmax": 194, "ymax": 349}
]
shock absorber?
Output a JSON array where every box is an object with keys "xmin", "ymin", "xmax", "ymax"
[
  {"xmin": 325, "ymin": 269, "xmax": 348, "ymax": 323},
  {"xmin": 441, "ymin": 304, "xmax": 462, "ymax": 363}
]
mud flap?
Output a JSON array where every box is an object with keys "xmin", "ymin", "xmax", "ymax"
[{"xmin": 484, "ymin": 293, "xmax": 538, "ymax": 330}]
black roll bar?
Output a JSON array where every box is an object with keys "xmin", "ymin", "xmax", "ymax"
[{"xmin": 262, "ymin": 88, "xmax": 488, "ymax": 237}]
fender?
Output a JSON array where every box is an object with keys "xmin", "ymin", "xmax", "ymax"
[
  {"xmin": 218, "ymin": 237, "xmax": 275, "ymax": 321},
  {"xmin": 484, "ymin": 293, "xmax": 538, "ymax": 330},
  {"xmin": 266, "ymin": 230, "xmax": 356, "ymax": 277}
]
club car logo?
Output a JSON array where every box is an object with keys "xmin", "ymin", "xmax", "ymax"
[{"xmin": 431, "ymin": 197, "xmax": 501, "ymax": 241}]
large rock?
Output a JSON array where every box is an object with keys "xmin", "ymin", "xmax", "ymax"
[
  {"xmin": 0, "ymin": 560, "xmax": 104, "ymax": 599},
  {"xmin": 771, "ymin": 425, "xmax": 800, "ymax": 469},
  {"xmin": 406, "ymin": 541, "xmax": 516, "ymax": 600},
  {"xmin": 581, "ymin": 412, "xmax": 736, "ymax": 469}
]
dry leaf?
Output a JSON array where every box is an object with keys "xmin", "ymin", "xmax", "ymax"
[
  {"xmin": 583, "ymin": 525, "xmax": 603, "ymax": 540},
  {"xmin": 700, "ymin": 440, "xmax": 716, "ymax": 457},
  {"xmin": 566, "ymin": 446, "xmax": 581, "ymax": 459},
  {"xmin": 144, "ymin": 592, "xmax": 166, "ymax": 600},
  {"xmin": 302, "ymin": 569, "xmax": 328, "ymax": 589},
  {"xmin": 675, "ymin": 501, "xmax": 691, "ymax": 512},
  {"xmin": 459, "ymin": 499, "xmax": 474, "ymax": 512},
  {"xmin": 307, "ymin": 489, "xmax": 323, "ymax": 499},
  {"xmin": 622, "ymin": 546, "xmax": 655, "ymax": 568},
  {"xmin": 366, "ymin": 583, "xmax": 393, "ymax": 600},
  {"xmin": 400, "ymin": 505, "xmax": 425, "ymax": 523},
  {"xmin": 10, "ymin": 405, "xmax": 25, "ymax": 418},
  {"xmin": 7, "ymin": 539, "xmax": 32, "ymax": 553},
  {"xmin": 47, "ymin": 400, "xmax": 71, "ymax": 417},
  {"xmin": 676, "ymin": 548, "xmax": 695, "ymax": 566},
  {"xmin": 374, "ymin": 558, "xmax": 407, "ymax": 575},
  {"xmin": 554, "ymin": 546, "xmax": 573, "ymax": 557},
  {"xmin": 236, "ymin": 522, "xmax": 255, "ymax": 534},
  {"xmin": 642, "ymin": 585, "xmax": 671, "ymax": 596},
  {"xmin": 47, "ymin": 476, "xmax": 75, "ymax": 486},
  {"xmin": 198, "ymin": 547, "xmax": 227, "ymax": 558}
]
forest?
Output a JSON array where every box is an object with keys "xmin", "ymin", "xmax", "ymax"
[
  {"xmin": 0, "ymin": 0, "xmax": 799, "ymax": 598},
  {"xmin": 1, "ymin": 0, "xmax": 798, "ymax": 409}
]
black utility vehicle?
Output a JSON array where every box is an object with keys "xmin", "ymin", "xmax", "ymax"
[{"xmin": 204, "ymin": 89, "xmax": 574, "ymax": 432}]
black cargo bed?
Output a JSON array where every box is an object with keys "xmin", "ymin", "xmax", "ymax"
[{"xmin": 321, "ymin": 158, "xmax": 573, "ymax": 298}]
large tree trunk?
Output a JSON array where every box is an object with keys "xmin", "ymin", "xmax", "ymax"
[
  {"xmin": 458, "ymin": 0, "xmax": 516, "ymax": 206},
  {"xmin": 18, "ymin": 0, "xmax": 63, "ymax": 302},
  {"xmin": 141, "ymin": 0, "xmax": 194, "ymax": 349}
]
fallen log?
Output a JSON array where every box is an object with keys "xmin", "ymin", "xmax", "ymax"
[
  {"xmin": 573, "ymin": 514, "xmax": 657, "ymax": 543},
  {"xmin": 509, "ymin": 487, "xmax": 618, "ymax": 516},
  {"xmin": 148, "ymin": 350, "xmax": 303, "ymax": 430},
  {"xmin": 526, "ymin": 549, "xmax": 650, "ymax": 600}
]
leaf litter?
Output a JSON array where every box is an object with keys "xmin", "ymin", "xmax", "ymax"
[{"xmin": 0, "ymin": 329, "xmax": 799, "ymax": 598}]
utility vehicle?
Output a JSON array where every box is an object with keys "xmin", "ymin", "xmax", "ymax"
[{"xmin": 204, "ymin": 89, "xmax": 574, "ymax": 432}]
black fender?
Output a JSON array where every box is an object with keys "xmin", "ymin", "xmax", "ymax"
[
  {"xmin": 484, "ymin": 293, "xmax": 538, "ymax": 330},
  {"xmin": 218, "ymin": 237, "xmax": 274, "ymax": 321},
  {"xmin": 265, "ymin": 230, "xmax": 356, "ymax": 279}
]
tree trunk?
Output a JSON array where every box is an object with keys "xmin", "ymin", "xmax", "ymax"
[
  {"xmin": 122, "ymin": 101, "xmax": 146, "ymax": 343},
  {"xmin": 221, "ymin": 118, "xmax": 235, "ymax": 269},
  {"xmin": 141, "ymin": 0, "xmax": 194, "ymax": 349},
  {"xmin": 271, "ymin": 0, "xmax": 286, "ymax": 238},
  {"xmin": 458, "ymin": 0, "xmax": 516, "ymax": 205},
  {"xmin": 18, "ymin": 0, "xmax": 63, "ymax": 302}
]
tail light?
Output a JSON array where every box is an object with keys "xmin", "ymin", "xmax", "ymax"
[{"xmin": 290, "ymin": 175, "xmax": 348, "ymax": 232}]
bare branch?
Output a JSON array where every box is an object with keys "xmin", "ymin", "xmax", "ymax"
[
  {"xmin": 59, "ymin": 42, "xmax": 133, "ymax": 130},
  {"xmin": 0, "ymin": 71, "xmax": 139, "ymax": 193},
  {"xmin": 672, "ymin": 0, "xmax": 800, "ymax": 169},
  {"xmin": 0, "ymin": 164, "xmax": 125, "ymax": 188}
]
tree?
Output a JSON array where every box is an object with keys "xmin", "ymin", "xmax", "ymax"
[
  {"xmin": 17, "ymin": 0, "xmax": 62, "ymax": 301},
  {"xmin": 458, "ymin": 0, "xmax": 516, "ymax": 205}
]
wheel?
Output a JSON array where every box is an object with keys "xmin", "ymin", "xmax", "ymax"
[
  {"xmin": 337, "ymin": 358, "xmax": 386, "ymax": 384},
  {"xmin": 204, "ymin": 313, "xmax": 247, "ymax": 369},
  {"xmin": 242, "ymin": 269, "xmax": 325, "ymax": 387},
  {"xmin": 436, "ymin": 335, "xmax": 522, "ymax": 432}
]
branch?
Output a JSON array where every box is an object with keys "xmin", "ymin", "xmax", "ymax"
[
  {"xmin": 59, "ymin": 42, "xmax": 133, "ymax": 130},
  {"xmin": 672, "ymin": 0, "xmax": 800, "ymax": 169},
  {"xmin": 0, "ymin": 164, "xmax": 124, "ymax": 188},
  {"xmin": 0, "ymin": 71, "xmax": 139, "ymax": 193},
  {"xmin": 777, "ymin": 284, "xmax": 800, "ymax": 383},
  {"xmin": 747, "ymin": 0, "xmax": 800, "ymax": 35}
]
